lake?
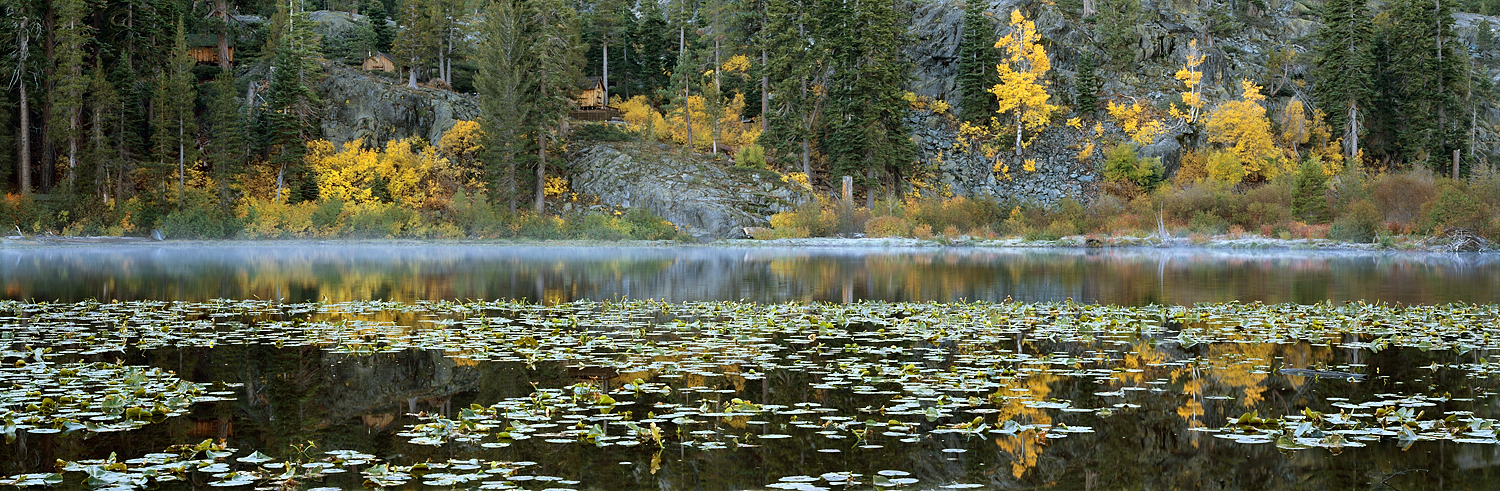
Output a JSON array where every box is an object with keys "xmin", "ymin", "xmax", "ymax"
[{"xmin": 1, "ymin": 243, "xmax": 1498, "ymax": 490}]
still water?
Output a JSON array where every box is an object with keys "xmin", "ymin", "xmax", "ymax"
[
  {"xmin": 1, "ymin": 243, "xmax": 1498, "ymax": 490},
  {"xmin": 1, "ymin": 243, "xmax": 1497, "ymax": 304}
]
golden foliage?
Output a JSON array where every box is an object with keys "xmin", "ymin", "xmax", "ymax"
[
  {"xmin": 618, "ymin": 93, "xmax": 761, "ymax": 151},
  {"xmin": 1106, "ymin": 100, "xmax": 1166, "ymax": 146},
  {"xmin": 1171, "ymin": 39, "xmax": 1206, "ymax": 123},
  {"xmin": 1204, "ymin": 80, "xmax": 1284, "ymax": 181},
  {"xmin": 720, "ymin": 54, "xmax": 751, "ymax": 73},
  {"xmin": 990, "ymin": 10, "xmax": 1059, "ymax": 152},
  {"xmin": 305, "ymin": 137, "xmax": 462, "ymax": 210}
]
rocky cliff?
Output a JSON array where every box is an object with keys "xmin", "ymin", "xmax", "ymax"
[
  {"xmin": 568, "ymin": 144, "xmax": 808, "ymax": 241},
  {"xmin": 317, "ymin": 63, "xmax": 479, "ymax": 148}
]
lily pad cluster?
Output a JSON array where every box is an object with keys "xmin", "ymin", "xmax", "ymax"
[
  {"xmin": 0, "ymin": 348, "xmax": 226, "ymax": 440},
  {"xmin": 3, "ymin": 298, "xmax": 1500, "ymax": 488}
]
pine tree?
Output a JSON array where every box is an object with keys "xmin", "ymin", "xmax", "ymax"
[
  {"xmin": 86, "ymin": 59, "xmax": 121, "ymax": 201},
  {"xmin": 1312, "ymin": 0, "xmax": 1373, "ymax": 161},
  {"xmin": 5, "ymin": 10, "xmax": 39, "ymax": 193},
  {"xmin": 628, "ymin": 1, "xmax": 676, "ymax": 102},
  {"xmin": 367, "ymin": 0, "xmax": 396, "ymax": 52},
  {"xmin": 1096, "ymin": 0, "xmax": 1141, "ymax": 71},
  {"xmin": 476, "ymin": 0, "xmax": 532, "ymax": 211},
  {"xmin": 1075, "ymin": 52, "xmax": 1101, "ymax": 115},
  {"xmin": 49, "ymin": 0, "xmax": 89, "ymax": 186},
  {"xmin": 392, "ymin": 0, "xmax": 439, "ymax": 88},
  {"xmin": 152, "ymin": 17, "xmax": 199, "ymax": 208},
  {"xmin": 206, "ymin": 70, "xmax": 247, "ymax": 211},
  {"xmin": 524, "ymin": 0, "xmax": 582, "ymax": 214},
  {"xmin": 820, "ymin": 0, "xmax": 915, "ymax": 200},
  {"xmin": 1382, "ymin": 0, "xmax": 1466, "ymax": 171},
  {"xmin": 261, "ymin": 3, "xmax": 322, "ymax": 203},
  {"xmin": 762, "ymin": 0, "xmax": 826, "ymax": 177},
  {"xmin": 957, "ymin": 1, "xmax": 996, "ymax": 123}
]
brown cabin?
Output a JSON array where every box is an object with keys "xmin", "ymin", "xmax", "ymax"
[
  {"xmin": 363, "ymin": 52, "xmax": 397, "ymax": 73},
  {"xmin": 576, "ymin": 79, "xmax": 609, "ymax": 110},
  {"xmin": 187, "ymin": 34, "xmax": 234, "ymax": 66}
]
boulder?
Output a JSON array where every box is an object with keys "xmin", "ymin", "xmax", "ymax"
[
  {"xmin": 317, "ymin": 63, "xmax": 480, "ymax": 148},
  {"xmin": 568, "ymin": 144, "xmax": 808, "ymax": 241}
]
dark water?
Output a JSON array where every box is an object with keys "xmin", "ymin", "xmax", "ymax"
[
  {"xmin": 3, "ymin": 243, "xmax": 1500, "ymax": 490},
  {"xmin": 1, "ymin": 243, "xmax": 1497, "ymax": 305}
]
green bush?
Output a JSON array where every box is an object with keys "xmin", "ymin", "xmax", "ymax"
[
  {"xmin": 311, "ymin": 199, "xmax": 346, "ymax": 233},
  {"xmin": 1102, "ymin": 144, "xmax": 1164, "ymax": 192},
  {"xmin": 1328, "ymin": 199, "xmax": 1381, "ymax": 243},
  {"xmin": 160, "ymin": 191, "xmax": 242, "ymax": 239},
  {"xmin": 516, "ymin": 214, "xmax": 563, "ymax": 239},
  {"xmin": 624, "ymin": 208, "xmax": 678, "ymax": 240},
  {"xmin": 734, "ymin": 144, "xmax": 767, "ymax": 169},
  {"xmin": 347, "ymin": 202, "xmax": 414, "ymax": 238}
]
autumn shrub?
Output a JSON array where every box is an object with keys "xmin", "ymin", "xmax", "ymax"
[
  {"xmin": 1328, "ymin": 199, "xmax": 1381, "ymax": 243},
  {"xmin": 1422, "ymin": 183, "xmax": 1491, "ymax": 237},
  {"xmin": 865, "ymin": 215, "xmax": 912, "ymax": 237},
  {"xmin": 734, "ymin": 144, "xmax": 767, "ymax": 169},
  {"xmin": 566, "ymin": 212, "xmax": 631, "ymax": 240},
  {"xmin": 239, "ymin": 199, "xmax": 319, "ymax": 238},
  {"xmin": 624, "ymin": 208, "xmax": 678, "ymax": 240},
  {"xmin": 311, "ymin": 199, "xmax": 346, "ymax": 233},
  {"xmin": 1174, "ymin": 149, "xmax": 1209, "ymax": 185},
  {"xmin": 1367, "ymin": 168, "xmax": 1436, "ymax": 228},
  {"xmin": 0, "ymin": 194, "xmax": 41, "ymax": 233},
  {"xmin": 912, "ymin": 224, "xmax": 936, "ymax": 240},
  {"xmin": 769, "ymin": 199, "xmax": 836, "ymax": 237},
  {"xmin": 904, "ymin": 195, "xmax": 1004, "ymax": 234},
  {"xmin": 573, "ymin": 122, "xmax": 635, "ymax": 142}
]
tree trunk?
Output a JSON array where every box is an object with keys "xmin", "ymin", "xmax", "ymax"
[
  {"xmin": 42, "ymin": 5, "xmax": 56, "ymax": 192},
  {"xmin": 866, "ymin": 167, "xmax": 876, "ymax": 208},
  {"xmin": 1014, "ymin": 118, "xmax": 1023, "ymax": 156},
  {"xmin": 603, "ymin": 36, "xmax": 610, "ymax": 105},
  {"xmin": 216, "ymin": 0, "xmax": 231, "ymax": 69},
  {"xmin": 19, "ymin": 75, "xmax": 31, "ymax": 194},
  {"xmin": 535, "ymin": 132, "xmax": 546, "ymax": 214},
  {"xmin": 760, "ymin": 49, "xmax": 769, "ymax": 133},
  {"xmin": 408, "ymin": 61, "xmax": 418, "ymax": 88}
]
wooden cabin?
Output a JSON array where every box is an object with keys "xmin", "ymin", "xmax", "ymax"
[
  {"xmin": 576, "ymin": 79, "xmax": 609, "ymax": 110},
  {"xmin": 363, "ymin": 52, "xmax": 397, "ymax": 73},
  {"xmin": 187, "ymin": 35, "xmax": 234, "ymax": 66}
]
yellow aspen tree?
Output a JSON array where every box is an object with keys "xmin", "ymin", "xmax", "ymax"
[
  {"xmin": 1204, "ymin": 79, "xmax": 1283, "ymax": 181},
  {"xmin": 1172, "ymin": 39, "xmax": 1206, "ymax": 123},
  {"xmin": 1277, "ymin": 98, "xmax": 1309, "ymax": 158},
  {"xmin": 990, "ymin": 10, "xmax": 1059, "ymax": 156}
]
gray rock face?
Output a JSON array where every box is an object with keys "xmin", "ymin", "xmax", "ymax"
[
  {"xmin": 317, "ymin": 63, "xmax": 479, "ymax": 148},
  {"xmin": 568, "ymin": 144, "xmax": 808, "ymax": 241},
  {"xmin": 907, "ymin": 110, "xmax": 1101, "ymax": 205}
]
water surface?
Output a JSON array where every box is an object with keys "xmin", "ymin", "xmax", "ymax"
[{"xmin": 2, "ymin": 243, "xmax": 1496, "ymax": 305}]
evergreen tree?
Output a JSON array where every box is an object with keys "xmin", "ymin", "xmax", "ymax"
[
  {"xmin": 392, "ymin": 0, "xmax": 439, "ymax": 87},
  {"xmin": 86, "ymin": 60, "xmax": 121, "ymax": 202},
  {"xmin": 762, "ymin": 0, "xmax": 826, "ymax": 176},
  {"xmin": 1382, "ymin": 0, "xmax": 1466, "ymax": 171},
  {"xmin": 957, "ymin": 1, "xmax": 996, "ymax": 123},
  {"xmin": 476, "ymin": 0, "xmax": 533, "ymax": 211},
  {"xmin": 261, "ymin": 3, "xmax": 322, "ymax": 203},
  {"xmin": 1312, "ymin": 0, "xmax": 1373, "ymax": 161},
  {"xmin": 152, "ymin": 17, "xmax": 199, "ymax": 208},
  {"xmin": 4, "ymin": 9, "xmax": 40, "ymax": 193},
  {"xmin": 366, "ymin": 0, "xmax": 395, "ymax": 52},
  {"xmin": 49, "ymin": 0, "xmax": 90, "ymax": 186},
  {"xmin": 1075, "ymin": 52, "xmax": 1101, "ymax": 115},
  {"xmin": 629, "ymin": 0, "xmax": 676, "ymax": 102},
  {"xmin": 205, "ymin": 70, "xmax": 247, "ymax": 211},
  {"xmin": 523, "ymin": 0, "xmax": 582, "ymax": 214},
  {"xmin": 820, "ymin": 0, "xmax": 915, "ymax": 201},
  {"xmin": 1096, "ymin": 0, "xmax": 1141, "ymax": 71}
]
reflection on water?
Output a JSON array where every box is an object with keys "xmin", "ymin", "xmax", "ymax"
[{"xmin": 1, "ymin": 244, "xmax": 1497, "ymax": 305}]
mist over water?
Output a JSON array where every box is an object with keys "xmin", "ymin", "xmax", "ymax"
[{"xmin": 1, "ymin": 243, "xmax": 1495, "ymax": 305}]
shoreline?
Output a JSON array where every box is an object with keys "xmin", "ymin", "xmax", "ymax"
[{"xmin": 1, "ymin": 233, "xmax": 1493, "ymax": 253}]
